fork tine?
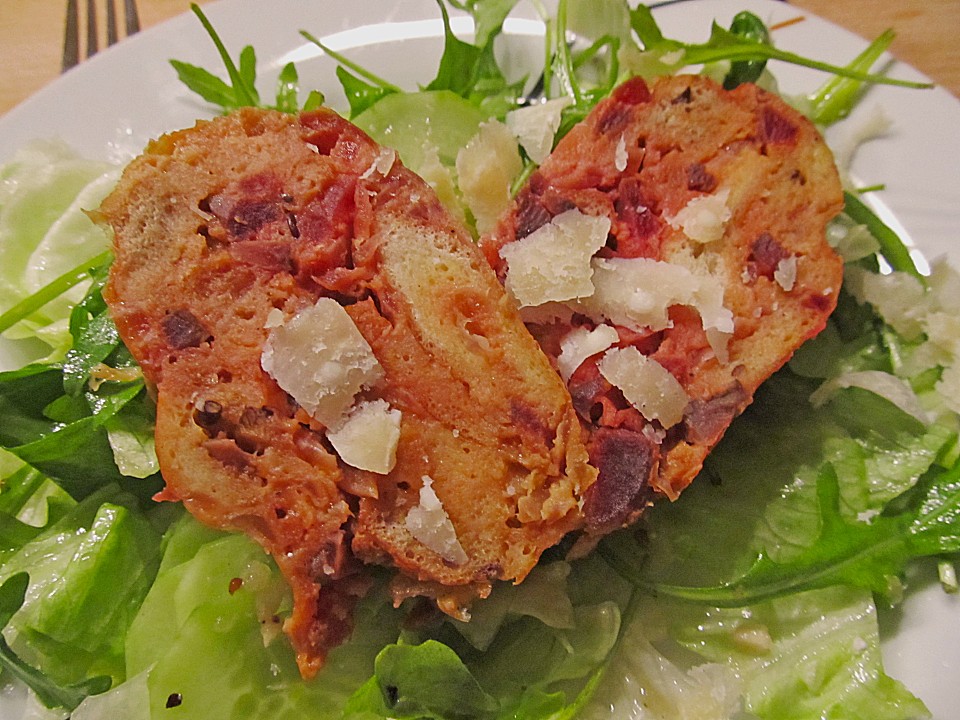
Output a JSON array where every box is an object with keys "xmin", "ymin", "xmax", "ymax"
[
  {"xmin": 125, "ymin": 0, "xmax": 141, "ymax": 36},
  {"xmin": 62, "ymin": 0, "xmax": 80, "ymax": 72},
  {"xmin": 106, "ymin": 0, "xmax": 119, "ymax": 46},
  {"xmin": 63, "ymin": 0, "xmax": 141, "ymax": 73},
  {"xmin": 85, "ymin": 0, "xmax": 100, "ymax": 58}
]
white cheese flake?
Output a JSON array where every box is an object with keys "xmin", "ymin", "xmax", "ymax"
[
  {"xmin": 598, "ymin": 346, "xmax": 689, "ymax": 428},
  {"xmin": 614, "ymin": 134, "xmax": 628, "ymax": 172},
  {"xmin": 665, "ymin": 188, "xmax": 731, "ymax": 243},
  {"xmin": 579, "ymin": 256, "xmax": 733, "ymax": 361},
  {"xmin": 500, "ymin": 208, "xmax": 610, "ymax": 308},
  {"xmin": 261, "ymin": 297, "xmax": 383, "ymax": 427},
  {"xmin": 264, "ymin": 308, "xmax": 285, "ymax": 328},
  {"xmin": 456, "ymin": 119, "xmax": 523, "ymax": 234},
  {"xmin": 326, "ymin": 399, "xmax": 402, "ymax": 474},
  {"xmin": 405, "ymin": 476, "xmax": 468, "ymax": 565},
  {"xmin": 505, "ymin": 96, "xmax": 573, "ymax": 164},
  {"xmin": 732, "ymin": 624, "xmax": 774, "ymax": 655},
  {"xmin": 557, "ymin": 324, "xmax": 620, "ymax": 382},
  {"xmin": 774, "ymin": 255, "xmax": 798, "ymax": 291},
  {"xmin": 360, "ymin": 147, "xmax": 397, "ymax": 179}
]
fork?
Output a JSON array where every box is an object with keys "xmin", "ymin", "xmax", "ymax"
[{"xmin": 62, "ymin": 0, "xmax": 141, "ymax": 72}]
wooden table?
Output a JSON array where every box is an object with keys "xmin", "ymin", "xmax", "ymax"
[{"xmin": 1, "ymin": 0, "xmax": 958, "ymax": 118}]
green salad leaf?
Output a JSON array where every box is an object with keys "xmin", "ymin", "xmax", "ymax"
[
  {"xmin": 0, "ymin": 573, "xmax": 112, "ymax": 711},
  {"xmin": 625, "ymin": 5, "xmax": 930, "ymax": 90},
  {"xmin": 603, "ymin": 455, "xmax": 960, "ymax": 606},
  {"xmin": 171, "ymin": 4, "xmax": 322, "ymax": 113},
  {"xmin": 348, "ymin": 640, "xmax": 500, "ymax": 719}
]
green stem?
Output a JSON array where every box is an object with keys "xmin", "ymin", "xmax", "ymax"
[
  {"xmin": 300, "ymin": 31, "xmax": 402, "ymax": 92},
  {"xmin": 808, "ymin": 29, "xmax": 895, "ymax": 124},
  {"xmin": 189, "ymin": 4, "xmax": 259, "ymax": 107},
  {"xmin": 0, "ymin": 251, "xmax": 113, "ymax": 336}
]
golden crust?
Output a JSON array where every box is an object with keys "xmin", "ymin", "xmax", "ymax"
[{"xmin": 100, "ymin": 107, "xmax": 595, "ymax": 677}]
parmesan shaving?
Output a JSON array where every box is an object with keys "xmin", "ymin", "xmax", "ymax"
[
  {"xmin": 665, "ymin": 188, "xmax": 731, "ymax": 243},
  {"xmin": 360, "ymin": 147, "xmax": 397, "ymax": 178},
  {"xmin": 614, "ymin": 134, "xmax": 628, "ymax": 172},
  {"xmin": 774, "ymin": 256, "xmax": 798, "ymax": 291},
  {"xmin": 500, "ymin": 208, "xmax": 611, "ymax": 308},
  {"xmin": 598, "ymin": 346, "xmax": 689, "ymax": 428},
  {"xmin": 557, "ymin": 324, "xmax": 620, "ymax": 381},
  {"xmin": 456, "ymin": 120, "xmax": 523, "ymax": 234},
  {"xmin": 405, "ymin": 476, "xmax": 468, "ymax": 565},
  {"xmin": 327, "ymin": 399, "xmax": 402, "ymax": 474},
  {"xmin": 578, "ymin": 256, "xmax": 733, "ymax": 360},
  {"xmin": 261, "ymin": 298, "xmax": 383, "ymax": 427},
  {"xmin": 505, "ymin": 96, "xmax": 572, "ymax": 164}
]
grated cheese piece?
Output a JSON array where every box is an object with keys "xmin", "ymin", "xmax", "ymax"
[
  {"xmin": 774, "ymin": 255, "xmax": 798, "ymax": 291},
  {"xmin": 264, "ymin": 308, "xmax": 285, "ymax": 329},
  {"xmin": 598, "ymin": 346, "xmax": 689, "ymax": 428},
  {"xmin": 580, "ymin": 256, "xmax": 733, "ymax": 360},
  {"xmin": 665, "ymin": 188, "xmax": 731, "ymax": 243},
  {"xmin": 405, "ymin": 476, "xmax": 468, "ymax": 565},
  {"xmin": 456, "ymin": 119, "xmax": 523, "ymax": 234},
  {"xmin": 360, "ymin": 147, "xmax": 397, "ymax": 178},
  {"xmin": 614, "ymin": 134, "xmax": 628, "ymax": 172},
  {"xmin": 500, "ymin": 208, "xmax": 610, "ymax": 308},
  {"xmin": 327, "ymin": 399, "xmax": 402, "ymax": 474},
  {"xmin": 505, "ymin": 96, "xmax": 573, "ymax": 164},
  {"xmin": 261, "ymin": 297, "xmax": 384, "ymax": 427},
  {"xmin": 557, "ymin": 324, "xmax": 620, "ymax": 382}
]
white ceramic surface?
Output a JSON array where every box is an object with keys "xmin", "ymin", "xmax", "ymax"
[{"xmin": 0, "ymin": 0, "xmax": 957, "ymax": 717}]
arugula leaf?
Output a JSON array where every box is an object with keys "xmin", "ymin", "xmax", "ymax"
[
  {"xmin": 173, "ymin": 4, "xmax": 323, "ymax": 113},
  {"xmin": 0, "ymin": 363, "xmax": 152, "ymax": 498},
  {"xmin": 722, "ymin": 11, "xmax": 771, "ymax": 89},
  {"xmin": 626, "ymin": 7, "xmax": 930, "ymax": 90},
  {"xmin": 451, "ymin": 0, "xmax": 519, "ymax": 48},
  {"xmin": 426, "ymin": 0, "xmax": 485, "ymax": 96},
  {"xmin": 0, "ymin": 573, "xmax": 111, "ymax": 710},
  {"xmin": 169, "ymin": 59, "xmax": 239, "ymax": 109},
  {"xmin": 0, "ymin": 510, "xmax": 44, "ymax": 550},
  {"xmin": 336, "ymin": 66, "xmax": 394, "ymax": 119},
  {"xmin": 274, "ymin": 62, "xmax": 302, "ymax": 114},
  {"xmin": 178, "ymin": 4, "xmax": 259, "ymax": 109},
  {"xmin": 602, "ymin": 456, "xmax": 960, "ymax": 606},
  {"xmin": 62, "ymin": 260, "xmax": 121, "ymax": 397}
]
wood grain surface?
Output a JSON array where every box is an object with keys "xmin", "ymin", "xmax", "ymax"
[{"xmin": 1, "ymin": 0, "xmax": 957, "ymax": 118}]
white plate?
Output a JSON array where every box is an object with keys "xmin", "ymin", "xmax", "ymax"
[{"xmin": 0, "ymin": 0, "xmax": 958, "ymax": 717}]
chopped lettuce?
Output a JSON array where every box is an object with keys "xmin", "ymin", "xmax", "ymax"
[
  {"xmin": 115, "ymin": 513, "xmax": 401, "ymax": 719},
  {"xmin": 0, "ymin": 484, "xmax": 161, "ymax": 706},
  {"xmin": 0, "ymin": 141, "xmax": 117, "ymax": 357},
  {"xmin": 656, "ymin": 587, "xmax": 928, "ymax": 719}
]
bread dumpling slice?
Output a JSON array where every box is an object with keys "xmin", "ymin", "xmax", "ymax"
[
  {"xmin": 481, "ymin": 75, "xmax": 844, "ymax": 538},
  {"xmin": 99, "ymin": 107, "xmax": 596, "ymax": 677}
]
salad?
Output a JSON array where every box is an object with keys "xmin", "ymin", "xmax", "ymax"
[{"xmin": 0, "ymin": 0, "xmax": 958, "ymax": 718}]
